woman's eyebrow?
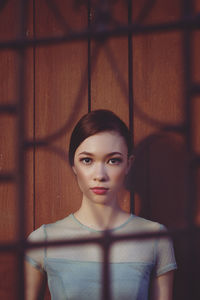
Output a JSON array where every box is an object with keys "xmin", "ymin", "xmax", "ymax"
[
  {"xmin": 78, "ymin": 151, "xmax": 123, "ymax": 156},
  {"xmin": 78, "ymin": 151, "xmax": 94, "ymax": 156},
  {"xmin": 107, "ymin": 152, "xmax": 123, "ymax": 156}
]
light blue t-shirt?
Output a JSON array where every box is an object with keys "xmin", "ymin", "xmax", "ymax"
[{"xmin": 26, "ymin": 214, "xmax": 177, "ymax": 300}]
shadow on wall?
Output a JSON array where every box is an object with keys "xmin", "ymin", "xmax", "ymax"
[
  {"xmin": 129, "ymin": 132, "xmax": 189, "ymax": 227},
  {"xmin": 127, "ymin": 132, "xmax": 200, "ymax": 300}
]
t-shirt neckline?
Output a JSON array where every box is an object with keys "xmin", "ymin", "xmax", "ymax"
[{"xmin": 70, "ymin": 213, "xmax": 134, "ymax": 233}]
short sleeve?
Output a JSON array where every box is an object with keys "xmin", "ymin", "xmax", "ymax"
[
  {"xmin": 154, "ymin": 225, "xmax": 177, "ymax": 276},
  {"xmin": 25, "ymin": 225, "xmax": 46, "ymax": 272}
]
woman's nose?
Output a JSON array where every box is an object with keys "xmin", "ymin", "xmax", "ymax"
[{"xmin": 93, "ymin": 164, "xmax": 108, "ymax": 181}]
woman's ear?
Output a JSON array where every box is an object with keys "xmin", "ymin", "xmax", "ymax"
[{"xmin": 126, "ymin": 155, "xmax": 135, "ymax": 175}]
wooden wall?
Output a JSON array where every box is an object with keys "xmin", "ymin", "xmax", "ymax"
[{"xmin": 0, "ymin": 0, "xmax": 200, "ymax": 299}]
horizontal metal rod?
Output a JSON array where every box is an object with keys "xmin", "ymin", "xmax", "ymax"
[
  {"xmin": 190, "ymin": 83, "xmax": 200, "ymax": 95},
  {"xmin": 0, "ymin": 104, "xmax": 17, "ymax": 114},
  {"xmin": 0, "ymin": 173, "xmax": 15, "ymax": 182},
  {"xmin": 0, "ymin": 15, "xmax": 200, "ymax": 51},
  {"xmin": 0, "ymin": 225, "xmax": 199, "ymax": 253}
]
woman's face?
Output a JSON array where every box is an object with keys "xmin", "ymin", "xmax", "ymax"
[{"xmin": 72, "ymin": 131, "xmax": 131, "ymax": 206}]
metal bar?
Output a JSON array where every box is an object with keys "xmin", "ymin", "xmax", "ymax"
[
  {"xmin": 0, "ymin": 15, "xmax": 200, "ymax": 50},
  {"xmin": 0, "ymin": 173, "xmax": 15, "ymax": 182},
  {"xmin": 88, "ymin": 0, "xmax": 91, "ymax": 112},
  {"xmin": 182, "ymin": 0, "xmax": 197, "ymax": 298},
  {"xmin": 128, "ymin": 0, "xmax": 135, "ymax": 213},
  {"xmin": 0, "ymin": 1, "xmax": 199, "ymax": 299},
  {"xmin": 1, "ymin": 224, "xmax": 200, "ymax": 253},
  {"xmin": 33, "ymin": 0, "xmax": 36, "ymax": 231},
  {"xmin": 190, "ymin": 83, "xmax": 200, "ymax": 95},
  {"xmin": 0, "ymin": 104, "xmax": 17, "ymax": 114},
  {"xmin": 102, "ymin": 231, "xmax": 111, "ymax": 300},
  {"xmin": 16, "ymin": 1, "xmax": 29, "ymax": 299},
  {"xmin": 128, "ymin": 0, "xmax": 134, "ymax": 149}
]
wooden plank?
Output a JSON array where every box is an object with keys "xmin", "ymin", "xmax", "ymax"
[
  {"xmin": 0, "ymin": 1, "xmax": 34, "ymax": 299},
  {"xmin": 132, "ymin": 0, "xmax": 184, "ymax": 222},
  {"xmin": 34, "ymin": 0, "xmax": 88, "ymax": 227},
  {"xmin": 0, "ymin": 254, "xmax": 18, "ymax": 300},
  {"xmin": 131, "ymin": 1, "xmax": 198, "ymax": 298},
  {"xmin": 90, "ymin": 1, "xmax": 130, "ymax": 212},
  {"xmin": 132, "ymin": 30, "xmax": 184, "ymax": 144},
  {"xmin": 34, "ymin": 3, "xmax": 88, "ymax": 298}
]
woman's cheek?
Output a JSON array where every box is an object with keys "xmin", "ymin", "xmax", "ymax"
[
  {"xmin": 113, "ymin": 169, "xmax": 126, "ymax": 186},
  {"xmin": 76, "ymin": 168, "xmax": 90, "ymax": 189}
]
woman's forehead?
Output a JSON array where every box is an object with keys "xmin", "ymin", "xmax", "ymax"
[{"xmin": 75, "ymin": 131, "xmax": 128, "ymax": 155}]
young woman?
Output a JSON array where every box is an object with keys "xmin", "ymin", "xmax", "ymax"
[{"xmin": 25, "ymin": 109, "xmax": 177, "ymax": 300}]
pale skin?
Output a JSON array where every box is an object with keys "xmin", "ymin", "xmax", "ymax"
[
  {"xmin": 25, "ymin": 262, "xmax": 45, "ymax": 300},
  {"xmin": 25, "ymin": 131, "xmax": 174, "ymax": 299}
]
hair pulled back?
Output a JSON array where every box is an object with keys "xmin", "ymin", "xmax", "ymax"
[{"xmin": 68, "ymin": 109, "xmax": 132, "ymax": 166}]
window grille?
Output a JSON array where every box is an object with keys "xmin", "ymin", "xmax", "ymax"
[{"xmin": 0, "ymin": 0, "xmax": 200, "ymax": 299}]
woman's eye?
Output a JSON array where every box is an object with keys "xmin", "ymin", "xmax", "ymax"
[
  {"xmin": 108, "ymin": 158, "xmax": 122, "ymax": 165},
  {"xmin": 80, "ymin": 158, "xmax": 92, "ymax": 165}
]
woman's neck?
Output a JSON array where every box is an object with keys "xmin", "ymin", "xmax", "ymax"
[{"xmin": 74, "ymin": 199, "xmax": 131, "ymax": 231}]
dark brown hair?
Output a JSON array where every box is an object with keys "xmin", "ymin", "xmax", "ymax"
[{"xmin": 68, "ymin": 109, "xmax": 133, "ymax": 166}]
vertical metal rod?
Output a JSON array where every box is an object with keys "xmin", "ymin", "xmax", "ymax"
[
  {"xmin": 182, "ymin": 0, "xmax": 193, "ymax": 154},
  {"xmin": 88, "ymin": 0, "xmax": 91, "ymax": 112},
  {"xmin": 128, "ymin": 0, "xmax": 134, "ymax": 213},
  {"xmin": 182, "ymin": 0, "xmax": 197, "ymax": 298},
  {"xmin": 33, "ymin": 0, "xmax": 36, "ymax": 229},
  {"xmin": 16, "ymin": 0, "xmax": 29, "ymax": 299},
  {"xmin": 102, "ymin": 231, "xmax": 111, "ymax": 300},
  {"xmin": 33, "ymin": 0, "xmax": 36, "ymax": 231},
  {"xmin": 182, "ymin": 0, "xmax": 195, "ymax": 228}
]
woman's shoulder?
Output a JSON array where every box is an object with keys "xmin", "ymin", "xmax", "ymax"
[
  {"xmin": 27, "ymin": 214, "xmax": 91, "ymax": 241},
  {"xmin": 27, "ymin": 224, "xmax": 46, "ymax": 242},
  {"xmin": 123, "ymin": 214, "xmax": 165, "ymax": 233},
  {"xmin": 27, "ymin": 214, "xmax": 74, "ymax": 241}
]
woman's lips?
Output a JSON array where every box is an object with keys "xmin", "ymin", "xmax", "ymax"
[{"xmin": 91, "ymin": 187, "xmax": 109, "ymax": 195}]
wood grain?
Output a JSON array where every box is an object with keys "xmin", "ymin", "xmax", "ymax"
[
  {"xmin": 0, "ymin": 0, "xmax": 200, "ymax": 299},
  {"xmin": 0, "ymin": 0, "xmax": 34, "ymax": 299},
  {"xmin": 34, "ymin": 1, "xmax": 88, "ymax": 230},
  {"xmin": 90, "ymin": 0, "xmax": 131, "ymax": 212}
]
